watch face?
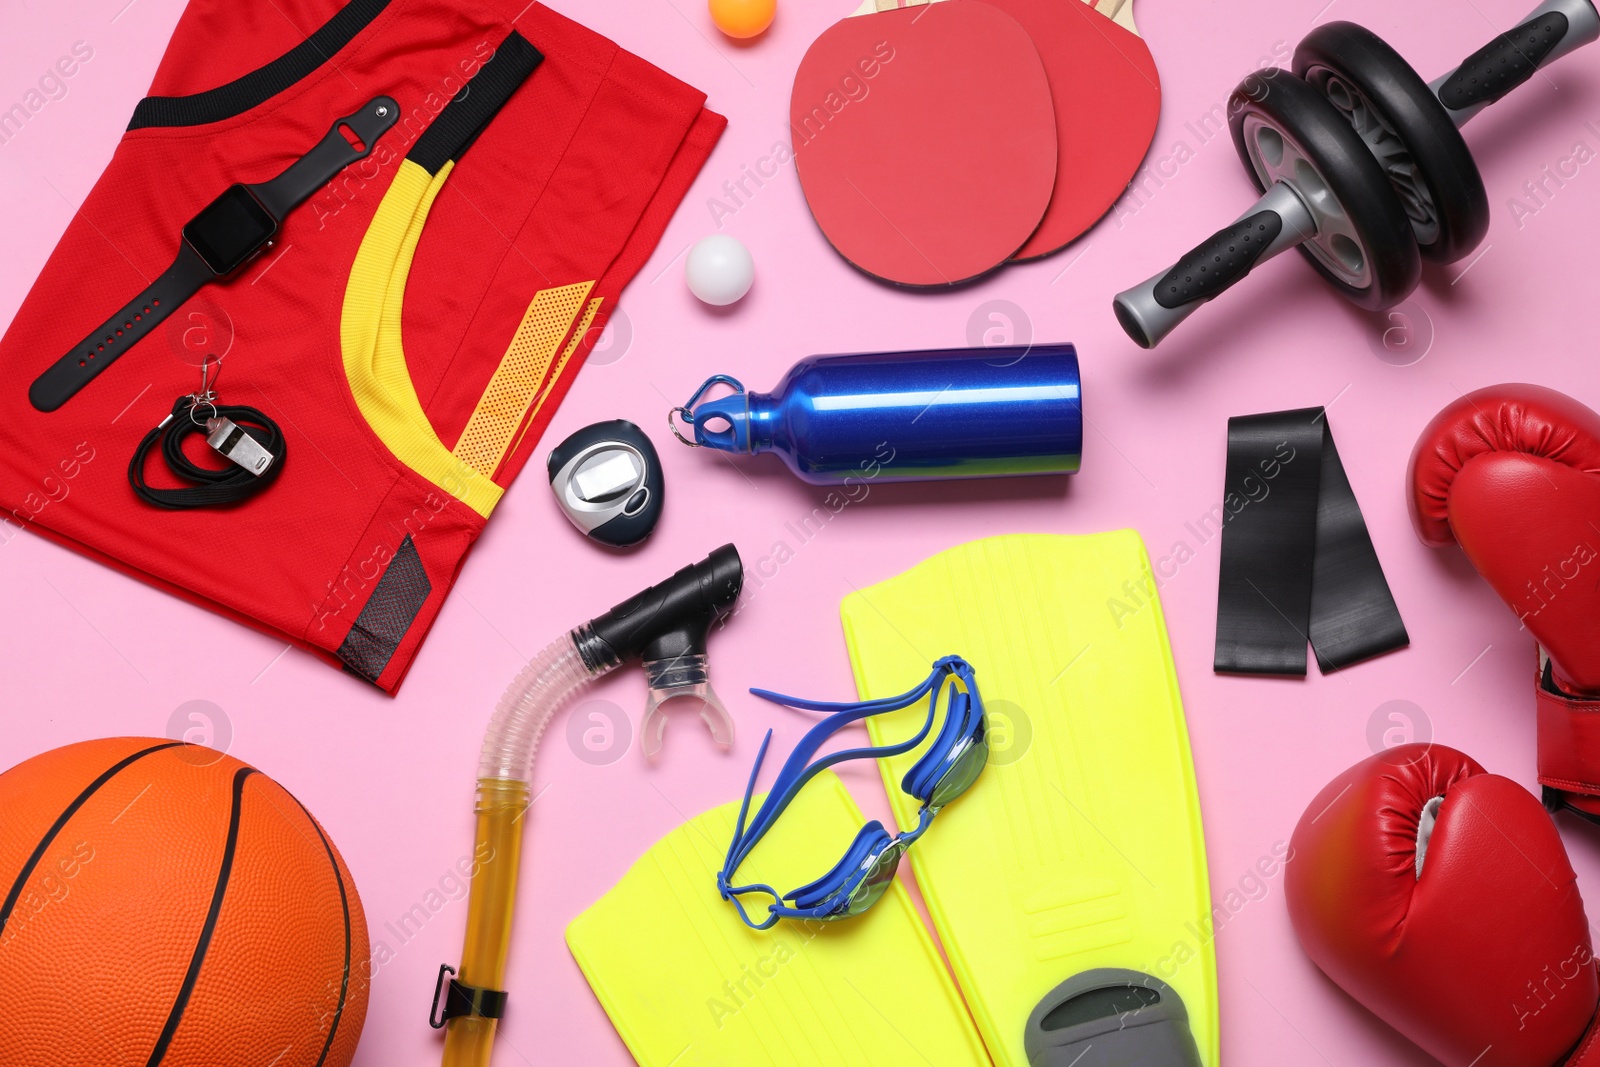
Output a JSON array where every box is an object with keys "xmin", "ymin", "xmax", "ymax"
[{"xmin": 182, "ymin": 185, "xmax": 277, "ymax": 274}]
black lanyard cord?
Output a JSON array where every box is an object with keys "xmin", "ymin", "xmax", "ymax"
[{"xmin": 129, "ymin": 396, "xmax": 285, "ymax": 509}]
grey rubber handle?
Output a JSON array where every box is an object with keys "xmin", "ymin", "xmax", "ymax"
[
  {"xmin": 1113, "ymin": 182, "xmax": 1316, "ymax": 349},
  {"xmin": 1430, "ymin": 0, "xmax": 1600, "ymax": 124}
]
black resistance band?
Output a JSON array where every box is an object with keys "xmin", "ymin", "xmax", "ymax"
[
  {"xmin": 1214, "ymin": 407, "xmax": 1407, "ymax": 676},
  {"xmin": 129, "ymin": 396, "xmax": 285, "ymax": 509}
]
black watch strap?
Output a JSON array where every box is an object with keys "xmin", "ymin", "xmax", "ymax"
[
  {"xmin": 29, "ymin": 242, "xmax": 214, "ymax": 412},
  {"xmin": 248, "ymin": 96, "xmax": 398, "ymax": 218},
  {"xmin": 30, "ymin": 97, "xmax": 399, "ymax": 413}
]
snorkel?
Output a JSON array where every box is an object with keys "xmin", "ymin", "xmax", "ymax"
[{"xmin": 435, "ymin": 545, "xmax": 744, "ymax": 1067}]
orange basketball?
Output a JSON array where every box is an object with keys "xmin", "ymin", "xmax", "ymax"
[{"xmin": 0, "ymin": 737, "xmax": 370, "ymax": 1066}]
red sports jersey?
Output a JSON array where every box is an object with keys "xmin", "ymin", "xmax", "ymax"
[{"xmin": 0, "ymin": 0, "xmax": 723, "ymax": 691}]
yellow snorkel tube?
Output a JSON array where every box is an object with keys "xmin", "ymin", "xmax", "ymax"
[{"xmin": 433, "ymin": 545, "xmax": 743, "ymax": 1066}]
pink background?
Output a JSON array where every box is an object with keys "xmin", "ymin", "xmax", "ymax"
[{"xmin": 3, "ymin": 0, "xmax": 1599, "ymax": 1063}]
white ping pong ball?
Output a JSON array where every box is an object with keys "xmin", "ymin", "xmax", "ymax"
[{"xmin": 686, "ymin": 234, "xmax": 754, "ymax": 306}]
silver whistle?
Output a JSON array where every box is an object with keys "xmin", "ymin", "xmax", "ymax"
[{"xmin": 205, "ymin": 417, "xmax": 276, "ymax": 476}]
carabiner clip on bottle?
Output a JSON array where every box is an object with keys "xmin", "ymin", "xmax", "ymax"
[{"xmin": 669, "ymin": 374, "xmax": 748, "ymax": 452}]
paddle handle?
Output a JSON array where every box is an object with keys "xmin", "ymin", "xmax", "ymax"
[
  {"xmin": 1112, "ymin": 182, "xmax": 1315, "ymax": 349},
  {"xmin": 1429, "ymin": 0, "xmax": 1599, "ymax": 125},
  {"xmin": 1093, "ymin": 0, "xmax": 1138, "ymax": 33}
]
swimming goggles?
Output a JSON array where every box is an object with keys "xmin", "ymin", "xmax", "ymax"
[{"xmin": 718, "ymin": 655, "xmax": 987, "ymax": 930}]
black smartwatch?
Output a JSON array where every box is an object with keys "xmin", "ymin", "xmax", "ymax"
[{"xmin": 29, "ymin": 96, "xmax": 400, "ymax": 413}]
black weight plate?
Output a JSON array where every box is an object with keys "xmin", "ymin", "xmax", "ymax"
[
  {"xmin": 1295, "ymin": 21, "xmax": 1488, "ymax": 263},
  {"xmin": 1229, "ymin": 67, "xmax": 1420, "ymax": 310}
]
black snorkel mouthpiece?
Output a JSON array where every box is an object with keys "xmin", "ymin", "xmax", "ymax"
[
  {"xmin": 576, "ymin": 543, "xmax": 743, "ymax": 666},
  {"xmin": 574, "ymin": 544, "xmax": 744, "ymax": 758}
]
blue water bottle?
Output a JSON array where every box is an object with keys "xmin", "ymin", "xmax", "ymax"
[{"xmin": 669, "ymin": 344, "xmax": 1082, "ymax": 484}]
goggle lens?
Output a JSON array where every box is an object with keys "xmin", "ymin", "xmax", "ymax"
[
  {"xmin": 839, "ymin": 843, "xmax": 904, "ymax": 918},
  {"xmin": 929, "ymin": 718, "xmax": 990, "ymax": 810}
]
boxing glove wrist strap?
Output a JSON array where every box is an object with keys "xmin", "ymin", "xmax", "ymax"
[
  {"xmin": 1538, "ymin": 658, "xmax": 1600, "ymax": 812},
  {"xmin": 1565, "ymin": 1000, "xmax": 1600, "ymax": 1067}
]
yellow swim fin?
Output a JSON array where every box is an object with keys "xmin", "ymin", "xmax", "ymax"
[
  {"xmin": 566, "ymin": 769, "xmax": 992, "ymax": 1067},
  {"xmin": 841, "ymin": 532, "xmax": 1218, "ymax": 1067}
]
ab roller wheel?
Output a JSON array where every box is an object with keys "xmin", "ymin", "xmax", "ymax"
[
  {"xmin": 1230, "ymin": 71, "xmax": 1421, "ymax": 310},
  {"xmin": 1115, "ymin": 69, "xmax": 1419, "ymax": 347},
  {"xmin": 1115, "ymin": 0, "xmax": 1600, "ymax": 348},
  {"xmin": 1294, "ymin": 22, "xmax": 1487, "ymax": 263}
]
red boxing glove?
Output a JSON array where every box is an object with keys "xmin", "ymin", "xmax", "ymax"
[
  {"xmin": 1287, "ymin": 745, "xmax": 1600, "ymax": 1066},
  {"xmin": 1409, "ymin": 384, "xmax": 1600, "ymax": 817}
]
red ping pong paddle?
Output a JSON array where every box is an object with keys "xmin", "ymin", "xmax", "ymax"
[
  {"xmin": 1001, "ymin": 0, "xmax": 1161, "ymax": 259},
  {"xmin": 791, "ymin": 0, "xmax": 1057, "ymax": 287}
]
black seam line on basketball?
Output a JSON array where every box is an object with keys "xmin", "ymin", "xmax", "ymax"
[
  {"xmin": 0, "ymin": 741, "xmax": 186, "ymax": 942},
  {"xmin": 146, "ymin": 766, "xmax": 257, "ymax": 1067},
  {"xmin": 289, "ymin": 792, "xmax": 353, "ymax": 1067}
]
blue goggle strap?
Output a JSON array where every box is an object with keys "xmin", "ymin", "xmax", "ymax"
[
  {"xmin": 728, "ymin": 661, "xmax": 948, "ymax": 865},
  {"xmin": 718, "ymin": 658, "xmax": 969, "ymax": 927}
]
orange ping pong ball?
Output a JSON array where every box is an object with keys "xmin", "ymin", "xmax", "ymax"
[{"xmin": 710, "ymin": 0, "xmax": 775, "ymax": 38}]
